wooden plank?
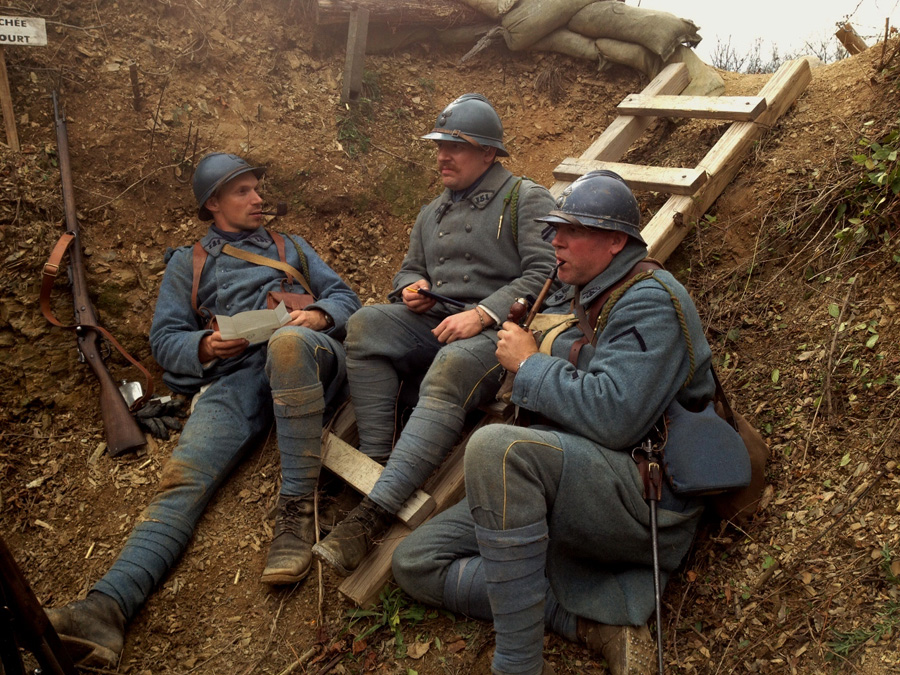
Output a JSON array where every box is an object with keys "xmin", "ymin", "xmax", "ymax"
[
  {"xmin": 642, "ymin": 57, "xmax": 813, "ymax": 262},
  {"xmin": 616, "ymin": 94, "xmax": 766, "ymax": 122},
  {"xmin": 341, "ymin": 8, "xmax": 369, "ymax": 104},
  {"xmin": 550, "ymin": 62, "xmax": 690, "ymax": 199},
  {"xmin": 338, "ymin": 407, "xmax": 513, "ymax": 607},
  {"xmin": 553, "ymin": 158, "xmax": 707, "ymax": 195},
  {"xmin": 322, "ymin": 432, "xmax": 435, "ymax": 528},
  {"xmin": 836, "ymin": 23, "xmax": 868, "ymax": 55},
  {"xmin": 317, "ymin": 0, "xmax": 483, "ymax": 26},
  {"xmin": 0, "ymin": 48, "xmax": 19, "ymax": 153}
]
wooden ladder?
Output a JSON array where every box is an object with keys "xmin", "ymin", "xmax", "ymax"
[
  {"xmin": 322, "ymin": 56, "xmax": 812, "ymax": 607},
  {"xmin": 549, "ymin": 57, "xmax": 812, "ymax": 257}
]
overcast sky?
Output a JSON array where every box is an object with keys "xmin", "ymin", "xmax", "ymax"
[{"xmin": 636, "ymin": 0, "xmax": 899, "ymax": 62}]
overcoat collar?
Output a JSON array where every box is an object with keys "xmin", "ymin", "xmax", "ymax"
[
  {"xmin": 544, "ymin": 240, "xmax": 649, "ymax": 309},
  {"xmin": 200, "ymin": 226, "xmax": 274, "ymax": 255},
  {"xmin": 438, "ymin": 162, "xmax": 514, "ymax": 211}
]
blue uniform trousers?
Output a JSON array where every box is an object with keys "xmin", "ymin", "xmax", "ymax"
[
  {"xmin": 344, "ymin": 303, "xmax": 504, "ymax": 513},
  {"xmin": 94, "ymin": 326, "xmax": 344, "ymax": 620}
]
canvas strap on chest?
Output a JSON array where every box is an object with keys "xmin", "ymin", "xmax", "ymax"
[
  {"xmin": 190, "ymin": 230, "xmax": 314, "ymax": 321},
  {"xmin": 567, "ymin": 259, "xmax": 664, "ymax": 366}
]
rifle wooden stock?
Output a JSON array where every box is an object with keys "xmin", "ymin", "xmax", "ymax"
[
  {"xmin": 0, "ymin": 536, "xmax": 77, "ymax": 675},
  {"xmin": 46, "ymin": 91, "xmax": 148, "ymax": 456}
]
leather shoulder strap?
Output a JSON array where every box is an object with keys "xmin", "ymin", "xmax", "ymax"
[
  {"xmin": 270, "ymin": 230, "xmax": 287, "ymax": 263},
  {"xmin": 711, "ymin": 367, "xmax": 738, "ymax": 430},
  {"xmin": 567, "ymin": 258, "xmax": 664, "ymax": 366},
  {"xmin": 191, "ymin": 242, "xmax": 208, "ymax": 318}
]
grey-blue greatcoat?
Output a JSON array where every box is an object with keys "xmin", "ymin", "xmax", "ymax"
[
  {"xmin": 388, "ymin": 161, "xmax": 557, "ymax": 319},
  {"xmin": 153, "ymin": 227, "xmax": 358, "ymax": 395},
  {"xmin": 345, "ymin": 162, "xmax": 558, "ymax": 513},
  {"xmin": 395, "ymin": 239, "xmax": 715, "ymax": 626},
  {"xmin": 92, "ymin": 226, "xmax": 360, "ymax": 621},
  {"xmin": 510, "ymin": 239, "xmax": 712, "ymax": 625}
]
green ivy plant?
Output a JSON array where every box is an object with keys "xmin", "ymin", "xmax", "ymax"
[
  {"xmin": 346, "ymin": 586, "xmax": 429, "ymax": 658},
  {"xmin": 835, "ymin": 120, "xmax": 900, "ymax": 251}
]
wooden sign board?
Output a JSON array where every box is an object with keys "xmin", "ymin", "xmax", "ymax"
[
  {"xmin": 0, "ymin": 16, "xmax": 46, "ymax": 152},
  {"xmin": 0, "ymin": 16, "xmax": 47, "ymax": 46}
]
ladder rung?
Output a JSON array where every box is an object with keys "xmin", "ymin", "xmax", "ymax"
[
  {"xmin": 553, "ymin": 158, "xmax": 708, "ymax": 195},
  {"xmin": 617, "ymin": 94, "xmax": 767, "ymax": 121}
]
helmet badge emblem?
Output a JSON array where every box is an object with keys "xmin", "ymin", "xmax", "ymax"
[{"xmin": 437, "ymin": 110, "xmax": 451, "ymax": 127}]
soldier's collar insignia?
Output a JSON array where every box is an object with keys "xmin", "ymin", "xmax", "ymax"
[
  {"xmin": 582, "ymin": 287, "xmax": 602, "ymax": 303},
  {"xmin": 470, "ymin": 190, "xmax": 494, "ymax": 208}
]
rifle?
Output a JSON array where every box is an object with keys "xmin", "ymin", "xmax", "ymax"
[
  {"xmin": 0, "ymin": 535, "xmax": 77, "ymax": 675},
  {"xmin": 40, "ymin": 91, "xmax": 151, "ymax": 457}
]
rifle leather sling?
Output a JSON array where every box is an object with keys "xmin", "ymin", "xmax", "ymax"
[
  {"xmin": 40, "ymin": 231, "xmax": 154, "ymax": 409},
  {"xmin": 568, "ymin": 258, "xmax": 663, "ymax": 366}
]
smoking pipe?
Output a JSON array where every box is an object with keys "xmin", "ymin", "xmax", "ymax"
[{"xmin": 260, "ymin": 202, "xmax": 288, "ymax": 217}]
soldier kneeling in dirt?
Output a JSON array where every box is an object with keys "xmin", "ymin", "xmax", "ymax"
[
  {"xmin": 393, "ymin": 171, "xmax": 740, "ymax": 675},
  {"xmin": 47, "ymin": 152, "xmax": 361, "ymax": 667}
]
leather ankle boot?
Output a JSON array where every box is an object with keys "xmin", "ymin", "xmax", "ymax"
[
  {"xmin": 261, "ymin": 495, "xmax": 316, "ymax": 585},
  {"xmin": 576, "ymin": 617, "xmax": 654, "ymax": 675},
  {"xmin": 311, "ymin": 496, "xmax": 392, "ymax": 576},
  {"xmin": 318, "ymin": 482, "xmax": 364, "ymax": 534},
  {"xmin": 46, "ymin": 591, "xmax": 125, "ymax": 667}
]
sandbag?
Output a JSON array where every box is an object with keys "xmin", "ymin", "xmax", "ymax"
[
  {"xmin": 664, "ymin": 45, "xmax": 725, "ymax": 97},
  {"xmin": 595, "ymin": 37, "xmax": 662, "ymax": 78},
  {"xmin": 569, "ymin": 1, "xmax": 700, "ymax": 61},
  {"xmin": 501, "ymin": 0, "xmax": 597, "ymax": 51},
  {"xmin": 532, "ymin": 27, "xmax": 604, "ymax": 64},
  {"xmin": 460, "ymin": 0, "xmax": 519, "ymax": 20}
]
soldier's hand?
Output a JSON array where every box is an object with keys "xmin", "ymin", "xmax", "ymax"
[
  {"xmin": 496, "ymin": 321, "xmax": 538, "ymax": 371},
  {"xmin": 402, "ymin": 281, "xmax": 436, "ymax": 313},
  {"xmin": 199, "ymin": 331, "xmax": 248, "ymax": 361},
  {"xmin": 433, "ymin": 309, "xmax": 486, "ymax": 344},
  {"xmin": 134, "ymin": 397, "xmax": 186, "ymax": 440},
  {"xmin": 286, "ymin": 309, "xmax": 331, "ymax": 331}
]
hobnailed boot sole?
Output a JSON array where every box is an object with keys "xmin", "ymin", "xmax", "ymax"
[
  {"xmin": 45, "ymin": 593, "xmax": 125, "ymax": 668},
  {"xmin": 577, "ymin": 619, "xmax": 654, "ymax": 675},
  {"xmin": 260, "ymin": 568, "xmax": 312, "ymax": 585},
  {"xmin": 311, "ymin": 541, "xmax": 355, "ymax": 577},
  {"xmin": 55, "ymin": 634, "xmax": 120, "ymax": 668}
]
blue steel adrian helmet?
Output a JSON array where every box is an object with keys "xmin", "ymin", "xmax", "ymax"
[
  {"xmin": 192, "ymin": 153, "xmax": 266, "ymax": 221},
  {"xmin": 537, "ymin": 170, "xmax": 644, "ymax": 244},
  {"xmin": 421, "ymin": 93, "xmax": 509, "ymax": 157}
]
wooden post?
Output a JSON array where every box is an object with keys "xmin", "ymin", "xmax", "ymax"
[
  {"xmin": 316, "ymin": 0, "xmax": 481, "ymax": 26},
  {"xmin": 341, "ymin": 7, "xmax": 369, "ymax": 104},
  {"xmin": 0, "ymin": 48, "xmax": 20, "ymax": 152},
  {"xmin": 836, "ymin": 23, "xmax": 868, "ymax": 55}
]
